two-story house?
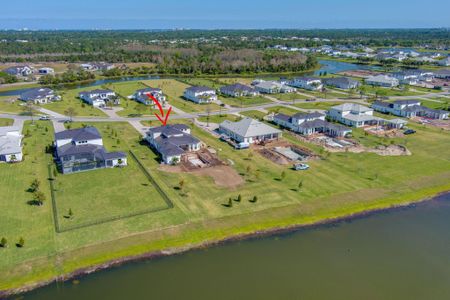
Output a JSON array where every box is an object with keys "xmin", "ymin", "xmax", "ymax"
[
  {"xmin": 79, "ymin": 89, "xmax": 117, "ymax": 108},
  {"xmin": 289, "ymin": 77, "xmax": 323, "ymax": 91},
  {"xmin": 132, "ymin": 87, "xmax": 167, "ymax": 107},
  {"xmin": 183, "ymin": 86, "xmax": 217, "ymax": 104}
]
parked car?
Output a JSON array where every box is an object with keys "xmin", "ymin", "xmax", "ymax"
[
  {"xmin": 306, "ymin": 98, "xmax": 316, "ymax": 102},
  {"xmin": 39, "ymin": 115, "xmax": 50, "ymax": 120},
  {"xmin": 235, "ymin": 142, "xmax": 250, "ymax": 150},
  {"xmin": 403, "ymin": 129, "xmax": 416, "ymax": 135},
  {"xmin": 293, "ymin": 163, "xmax": 310, "ymax": 171}
]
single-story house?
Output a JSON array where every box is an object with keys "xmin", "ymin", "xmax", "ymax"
[
  {"xmin": 2, "ymin": 65, "xmax": 33, "ymax": 77},
  {"xmin": 372, "ymin": 100, "xmax": 449, "ymax": 120},
  {"xmin": 54, "ymin": 127, "xmax": 127, "ymax": 174},
  {"xmin": 219, "ymin": 83, "xmax": 259, "ymax": 97},
  {"xmin": 323, "ymin": 77, "xmax": 360, "ymax": 90},
  {"xmin": 272, "ymin": 112, "xmax": 351, "ymax": 137},
  {"xmin": 438, "ymin": 57, "xmax": 450, "ymax": 67},
  {"xmin": 219, "ymin": 117, "xmax": 282, "ymax": 144},
  {"xmin": 145, "ymin": 124, "xmax": 201, "ymax": 164},
  {"xmin": 19, "ymin": 88, "xmax": 61, "ymax": 104},
  {"xmin": 80, "ymin": 62, "xmax": 115, "ymax": 71},
  {"xmin": 132, "ymin": 87, "xmax": 166, "ymax": 106},
  {"xmin": 434, "ymin": 69, "xmax": 450, "ymax": 79},
  {"xmin": 328, "ymin": 103, "xmax": 387, "ymax": 127},
  {"xmin": 254, "ymin": 81, "xmax": 296, "ymax": 94},
  {"xmin": 0, "ymin": 126, "xmax": 23, "ymax": 163},
  {"xmin": 365, "ymin": 75, "xmax": 399, "ymax": 87},
  {"xmin": 79, "ymin": 89, "xmax": 117, "ymax": 107},
  {"xmin": 38, "ymin": 67, "xmax": 55, "ymax": 75},
  {"xmin": 183, "ymin": 86, "xmax": 217, "ymax": 104},
  {"xmin": 289, "ymin": 77, "xmax": 323, "ymax": 91}
]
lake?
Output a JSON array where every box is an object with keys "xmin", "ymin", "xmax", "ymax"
[{"xmin": 22, "ymin": 192, "xmax": 450, "ymax": 300}]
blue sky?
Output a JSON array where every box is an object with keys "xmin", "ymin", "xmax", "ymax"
[{"xmin": 1, "ymin": 0, "xmax": 449, "ymax": 29}]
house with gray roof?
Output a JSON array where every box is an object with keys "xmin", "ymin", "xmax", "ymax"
[
  {"xmin": 183, "ymin": 86, "xmax": 217, "ymax": 104},
  {"xmin": 272, "ymin": 112, "xmax": 351, "ymax": 137},
  {"xmin": 372, "ymin": 100, "xmax": 448, "ymax": 120},
  {"xmin": 54, "ymin": 127, "xmax": 127, "ymax": 174},
  {"xmin": 131, "ymin": 87, "xmax": 166, "ymax": 107},
  {"xmin": 289, "ymin": 77, "xmax": 323, "ymax": 91},
  {"xmin": 254, "ymin": 81, "xmax": 296, "ymax": 94},
  {"xmin": 438, "ymin": 57, "xmax": 450, "ymax": 67},
  {"xmin": 145, "ymin": 124, "xmax": 202, "ymax": 164},
  {"xmin": 219, "ymin": 117, "xmax": 282, "ymax": 145},
  {"xmin": 0, "ymin": 126, "xmax": 23, "ymax": 163},
  {"xmin": 434, "ymin": 69, "xmax": 450, "ymax": 79},
  {"xmin": 323, "ymin": 77, "xmax": 360, "ymax": 90},
  {"xmin": 219, "ymin": 83, "xmax": 259, "ymax": 97},
  {"xmin": 328, "ymin": 103, "xmax": 388, "ymax": 127},
  {"xmin": 365, "ymin": 75, "xmax": 399, "ymax": 87},
  {"xmin": 19, "ymin": 88, "xmax": 60, "ymax": 104},
  {"xmin": 79, "ymin": 89, "xmax": 117, "ymax": 108},
  {"xmin": 3, "ymin": 65, "xmax": 33, "ymax": 77}
]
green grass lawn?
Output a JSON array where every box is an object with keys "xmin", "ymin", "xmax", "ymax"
[
  {"xmin": 177, "ymin": 78, "xmax": 222, "ymax": 89},
  {"xmin": 239, "ymin": 110, "xmax": 267, "ymax": 120},
  {"xmin": 418, "ymin": 98, "xmax": 449, "ymax": 110},
  {"xmin": 1, "ymin": 112, "xmax": 450, "ymax": 293},
  {"xmin": 362, "ymin": 85, "xmax": 424, "ymax": 97},
  {"xmin": 44, "ymin": 87, "xmax": 107, "ymax": 117},
  {"xmin": 0, "ymin": 118, "xmax": 14, "ymax": 126},
  {"xmin": 298, "ymin": 90, "xmax": 349, "ymax": 99},
  {"xmin": 0, "ymin": 97, "xmax": 27, "ymax": 114},
  {"xmin": 266, "ymin": 105, "xmax": 301, "ymax": 115},
  {"xmin": 293, "ymin": 101, "xmax": 345, "ymax": 111},
  {"xmin": 197, "ymin": 114, "xmax": 240, "ymax": 124},
  {"xmin": 273, "ymin": 93, "xmax": 310, "ymax": 101},
  {"xmin": 219, "ymin": 95, "xmax": 271, "ymax": 107}
]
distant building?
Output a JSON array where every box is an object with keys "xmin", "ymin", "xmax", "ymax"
[
  {"xmin": 183, "ymin": 86, "xmax": 217, "ymax": 104},
  {"xmin": 19, "ymin": 88, "xmax": 60, "ymax": 104},
  {"xmin": 38, "ymin": 67, "xmax": 55, "ymax": 75},
  {"xmin": 219, "ymin": 83, "xmax": 259, "ymax": 97},
  {"xmin": 254, "ymin": 81, "xmax": 296, "ymax": 94},
  {"xmin": 434, "ymin": 69, "xmax": 450, "ymax": 79},
  {"xmin": 438, "ymin": 57, "xmax": 450, "ymax": 67},
  {"xmin": 289, "ymin": 77, "xmax": 323, "ymax": 91},
  {"xmin": 0, "ymin": 126, "xmax": 23, "ymax": 163},
  {"xmin": 365, "ymin": 75, "xmax": 399, "ymax": 87},
  {"xmin": 272, "ymin": 112, "xmax": 351, "ymax": 137},
  {"xmin": 3, "ymin": 65, "xmax": 33, "ymax": 77},
  {"xmin": 328, "ymin": 103, "xmax": 387, "ymax": 127},
  {"xmin": 145, "ymin": 124, "xmax": 202, "ymax": 164},
  {"xmin": 80, "ymin": 62, "xmax": 115, "ymax": 71},
  {"xmin": 372, "ymin": 100, "xmax": 449, "ymax": 120},
  {"xmin": 219, "ymin": 117, "xmax": 282, "ymax": 144},
  {"xmin": 79, "ymin": 89, "xmax": 117, "ymax": 108},
  {"xmin": 132, "ymin": 87, "xmax": 166, "ymax": 107},
  {"xmin": 323, "ymin": 77, "xmax": 360, "ymax": 90},
  {"xmin": 54, "ymin": 127, "xmax": 127, "ymax": 174}
]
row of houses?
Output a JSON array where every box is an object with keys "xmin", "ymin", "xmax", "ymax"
[
  {"xmin": 372, "ymin": 100, "xmax": 449, "ymax": 120},
  {"xmin": 2, "ymin": 65, "xmax": 55, "ymax": 77}
]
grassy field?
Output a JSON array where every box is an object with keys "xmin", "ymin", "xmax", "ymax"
[
  {"xmin": 266, "ymin": 105, "xmax": 301, "ymax": 115},
  {"xmin": 197, "ymin": 114, "xmax": 240, "ymax": 124},
  {"xmin": 239, "ymin": 110, "xmax": 267, "ymax": 120},
  {"xmin": 1, "ymin": 103, "xmax": 450, "ymax": 293},
  {"xmin": 0, "ymin": 118, "xmax": 14, "ymax": 126},
  {"xmin": 273, "ymin": 93, "xmax": 310, "ymax": 101},
  {"xmin": 362, "ymin": 85, "xmax": 425, "ymax": 97},
  {"xmin": 0, "ymin": 97, "xmax": 27, "ymax": 114},
  {"xmin": 219, "ymin": 95, "xmax": 271, "ymax": 107},
  {"xmin": 44, "ymin": 87, "xmax": 107, "ymax": 117},
  {"xmin": 418, "ymin": 98, "xmax": 449, "ymax": 110},
  {"xmin": 293, "ymin": 101, "xmax": 352, "ymax": 111}
]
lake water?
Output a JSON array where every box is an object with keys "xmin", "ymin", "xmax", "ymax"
[
  {"xmin": 22, "ymin": 192, "xmax": 450, "ymax": 300},
  {"xmin": 0, "ymin": 59, "xmax": 379, "ymax": 97}
]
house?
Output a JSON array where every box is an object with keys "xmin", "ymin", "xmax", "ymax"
[
  {"xmin": 365, "ymin": 75, "xmax": 399, "ymax": 87},
  {"xmin": 19, "ymin": 88, "xmax": 61, "ymax": 104},
  {"xmin": 54, "ymin": 127, "xmax": 127, "ymax": 174},
  {"xmin": 323, "ymin": 77, "xmax": 360, "ymax": 90},
  {"xmin": 372, "ymin": 100, "xmax": 449, "ymax": 120},
  {"xmin": 145, "ymin": 124, "xmax": 201, "ymax": 164},
  {"xmin": 3, "ymin": 65, "xmax": 33, "ymax": 77},
  {"xmin": 132, "ymin": 87, "xmax": 166, "ymax": 106},
  {"xmin": 80, "ymin": 62, "xmax": 115, "ymax": 71},
  {"xmin": 438, "ymin": 57, "xmax": 450, "ymax": 67},
  {"xmin": 272, "ymin": 112, "xmax": 351, "ymax": 137},
  {"xmin": 434, "ymin": 69, "xmax": 450, "ymax": 79},
  {"xmin": 289, "ymin": 77, "xmax": 323, "ymax": 91},
  {"xmin": 38, "ymin": 67, "xmax": 55, "ymax": 75},
  {"xmin": 254, "ymin": 81, "xmax": 296, "ymax": 94},
  {"xmin": 219, "ymin": 117, "xmax": 282, "ymax": 144},
  {"xmin": 393, "ymin": 70, "xmax": 434, "ymax": 85},
  {"xmin": 183, "ymin": 86, "xmax": 217, "ymax": 104},
  {"xmin": 328, "ymin": 103, "xmax": 387, "ymax": 127},
  {"xmin": 79, "ymin": 89, "xmax": 117, "ymax": 108},
  {"xmin": 0, "ymin": 126, "xmax": 23, "ymax": 163},
  {"xmin": 219, "ymin": 83, "xmax": 259, "ymax": 97}
]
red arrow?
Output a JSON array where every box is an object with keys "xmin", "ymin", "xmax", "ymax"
[{"xmin": 145, "ymin": 92, "xmax": 172, "ymax": 126}]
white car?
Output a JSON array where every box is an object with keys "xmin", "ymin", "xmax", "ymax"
[{"xmin": 39, "ymin": 115, "xmax": 51, "ymax": 121}]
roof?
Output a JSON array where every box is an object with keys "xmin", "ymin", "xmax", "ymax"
[
  {"xmin": 20, "ymin": 88, "xmax": 54, "ymax": 101},
  {"xmin": 0, "ymin": 126, "xmax": 22, "ymax": 155},
  {"xmin": 387, "ymin": 118, "xmax": 408, "ymax": 125},
  {"xmin": 372, "ymin": 100, "xmax": 393, "ymax": 108},
  {"xmin": 323, "ymin": 77, "xmax": 359, "ymax": 86},
  {"xmin": 219, "ymin": 117, "xmax": 281, "ymax": 138},
  {"xmin": 331, "ymin": 103, "xmax": 373, "ymax": 113},
  {"xmin": 292, "ymin": 112, "xmax": 325, "ymax": 120},
  {"xmin": 220, "ymin": 83, "xmax": 255, "ymax": 93},
  {"xmin": 273, "ymin": 113, "xmax": 291, "ymax": 123},
  {"xmin": 293, "ymin": 77, "xmax": 321, "ymax": 82},
  {"xmin": 148, "ymin": 124, "xmax": 200, "ymax": 157},
  {"xmin": 366, "ymin": 75, "xmax": 398, "ymax": 83},
  {"xmin": 79, "ymin": 89, "xmax": 114, "ymax": 96},
  {"xmin": 394, "ymin": 100, "xmax": 421, "ymax": 105},
  {"xmin": 185, "ymin": 86, "xmax": 215, "ymax": 93},
  {"xmin": 55, "ymin": 127, "xmax": 102, "ymax": 142},
  {"xmin": 255, "ymin": 81, "xmax": 282, "ymax": 90},
  {"xmin": 2, "ymin": 65, "xmax": 31, "ymax": 75},
  {"xmin": 135, "ymin": 87, "xmax": 162, "ymax": 94},
  {"xmin": 56, "ymin": 143, "xmax": 126, "ymax": 160}
]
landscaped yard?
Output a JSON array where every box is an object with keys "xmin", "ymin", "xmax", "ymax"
[{"xmin": 293, "ymin": 101, "xmax": 351, "ymax": 111}]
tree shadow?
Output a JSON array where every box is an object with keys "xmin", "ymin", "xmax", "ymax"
[
  {"xmin": 222, "ymin": 203, "xmax": 232, "ymax": 208},
  {"xmin": 26, "ymin": 200, "xmax": 41, "ymax": 206}
]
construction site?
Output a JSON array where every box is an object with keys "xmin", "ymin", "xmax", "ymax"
[{"xmin": 253, "ymin": 140, "xmax": 316, "ymax": 165}]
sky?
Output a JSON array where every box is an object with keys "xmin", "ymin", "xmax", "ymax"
[{"xmin": 1, "ymin": 0, "xmax": 449, "ymax": 30}]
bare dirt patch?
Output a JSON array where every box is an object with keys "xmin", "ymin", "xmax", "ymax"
[
  {"xmin": 413, "ymin": 117, "xmax": 450, "ymax": 131},
  {"xmin": 337, "ymin": 69, "xmax": 383, "ymax": 78},
  {"xmin": 253, "ymin": 140, "xmax": 316, "ymax": 165}
]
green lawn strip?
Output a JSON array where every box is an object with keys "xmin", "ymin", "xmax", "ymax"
[
  {"xmin": 274, "ymin": 93, "xmax": 310, "ymax": 101},
  {"xmin": 266, "ymin": 106, "xmax": 301, "ymax": 115},
  {"xmin": 417, "ymin": 98, "xmax": 450, "ymax": 110},
  {"xmin": 239, "ymin": 110, "xmax": 267, "ymax": 120},
  {"xmin": 219, "ymin": 95, "xmax": 271, "ymax": 107},
  {"xmin": 362, "ymin": 85, "xmax": 424, "ymax": 97},
  {"xmin": 0, "ymin": 83, "xmax": 41, "ymax": 92},
  {"xmin": 293, "ymin": 101, "xmax": 345, "ymax": 110},
  {"xmin": 0, "ymin": 96, "xmax": 27, "ymax": 114},
  {"xmin": 0, "ymin": 118, "xmax": 14, "ymax": 126},
  {"xmin": 197, "ymin": 114, "xmax": 240, "ymax": 124}
]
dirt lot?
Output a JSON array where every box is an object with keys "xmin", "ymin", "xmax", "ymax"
[
  {"xmin": 253, "ymin": 140, "xmax": 315, "ymax": 165},
  {"xmin": 337, "ymin": 69, "xmax": 383, "ymax": 78},
  {"xmin": 413, "ymin": 117, "xmax": 450, "ymax": 130},
  {"xmin": 364, "ymin": 126, "xmax": 405, "ymax": 137}
]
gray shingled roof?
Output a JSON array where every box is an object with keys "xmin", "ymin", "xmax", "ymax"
[
  {"xmin": 185, "ymin": 86, "xmax": 214, "ymax": 93},
  {"xmin": 292, "ymin": 112, "xmax": 325, "ymax": 120},
  {"xmin": 220, "ymin": 83, "xmax": 255, "ymax": 94},
  {"xmin": 394, "ymin": 100, "xmax": 421, "ymax": 105},
  {"xmin": 55, "ymin": 127, "xmax": 101, "ymax": 141},
  {"xmin": 20, "ymin": 88, "xmax": 54, "ymax": 101},
  {"xmin": 220, "ymin": 117, "xmax": 281, "ymax": 138}
]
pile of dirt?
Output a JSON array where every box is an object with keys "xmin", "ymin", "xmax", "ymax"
[
  {"xmin": 369, "ymin": 145, "xmax": 411, "ymax": 156},
  {"xmin": 257, "ymin": 148, "xmax": 290, "ymax": 165}
]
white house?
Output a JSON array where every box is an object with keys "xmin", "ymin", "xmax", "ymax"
[
  {"xmin": 132, "ymin": 87, "xmax": 166, "ymax": 107},
  {"xmin": 289, "ymin": 77, "xmax": 323, "ymax": 91},
  {"xmin": 438, "ymin": 57, "xmax": 450, "ymax": 67},
  {"xmin": 323, "ymin": 77, "xmax": 360, "ymax": 90},
  {"xmin": 328, "ymin": 103, "xmax": 387, "ymax": 127},
  {"xmin": 80, "ymin": 63, "xmax": 115, "ymax": 71},
  {"xmin": 365, "ymin": 75, "xmax": 399, "ymax": 87},
  {"xmin": 2, "ymin": 65, "xmax": 33, "ymax": 77},
  {"xmin": 219, "ymin": 83, "xmax": 259, "ymax": 97},
  {"xmin": 254, "ymin": 81, "xmax": 296, "ymax": 94},
  {"xmin": 372, "ymin": 100, "xmax": 449, "ymax": 120},
  {"xmin": 79, "ymin": 89, "xmax": 117, "ymax": 108},
  {"xmin": 0, "ymin": 126, "xmax": 23, "ymax": 163},
  {"xmin": 19, "ymin": 88, "xmax": 61, "ymax": 104},
  {"xmin": 219, "ymin": 117, "xmax": 282, "ymax": 144},
  {"xmin": 183, "ymin": 86, "xmax": 217, "ymax": 104},
  {"xmin": 38, "ymin": 67, "xmax": 55, "ymax": 75}
]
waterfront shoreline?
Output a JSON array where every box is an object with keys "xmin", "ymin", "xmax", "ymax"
[{"xmin": 1, "ymin": 190, "xmax": 449, "ymax": 299}]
